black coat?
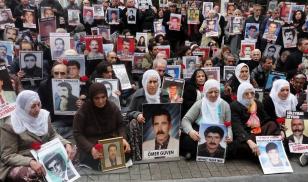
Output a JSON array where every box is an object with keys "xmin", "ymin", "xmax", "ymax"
[{"xmin": 284, "ymin": 50, "xmax": 303, "ymax": 79}]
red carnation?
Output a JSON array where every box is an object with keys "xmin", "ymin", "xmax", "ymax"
[
  {"xmin": 231, "ymin": 95, "xmax": 237, "ymax": 101},
  {"xmin": 80, "ymin": 75, "xmax": 89, "ymax": 82},
  {"xmin": 31, "ymin": 142, "xmax": 42, "ymax": 151},
  {"xmin": 62, "ymin": 59, "xmax": 68, "ymax": 65},
  {"xmin": 303, "ymin": 49, "xmax": 308, "ymax": 54},
  {"xmin": 276, "ymin": 117, "xmax": 285, "ymax": 125},
  {"xmin": 224, "ymin": 121, "xmax": 232, "ymax": 127},
  {"xmin": 94, "ymin": 143, "xmax": 103, "ymax": 152}
]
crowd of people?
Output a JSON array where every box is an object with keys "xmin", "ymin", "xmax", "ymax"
[{"xmin": 0, "ymin": 0, "xmax": 308, "ymax": 181}]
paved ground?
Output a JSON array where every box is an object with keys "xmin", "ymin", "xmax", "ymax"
[{"xmin": 75, "ymin": 156, "xmax": 308, "ymax": 182}]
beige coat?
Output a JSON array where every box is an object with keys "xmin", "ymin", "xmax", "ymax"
[{"xmin": 0, "ymin": 117, "xmax": 70, "ymax": 181}]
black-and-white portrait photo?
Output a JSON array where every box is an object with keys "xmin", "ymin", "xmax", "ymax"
[
  {"xmin": 50, "ymin": 33, "xmax": 70, "ymax": 60},
  {"xmin": 19, "ymin": 51, "xmax": 43, "ymax": 80}
]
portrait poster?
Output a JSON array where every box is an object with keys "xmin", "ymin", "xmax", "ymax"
[
  {"xmin": 63, "ymin": 55, "xmax": 86, "ymax": 77},
  {"xmin": 23, "ymin": 9, "xmax": 36, "ymax": 29},
  {"xmin": 268, "ymin": 0, "xmax": 278, "ymax": 12},
  {"xmin": 98, "ymin": 137, "xmax": 126, "ymax": 172},
  {"xmin": 52, "ymin": 79, "xmax": 80, "ymax": 115},
  {"xmin": 169, "ymin": 13, "xmax": 181, "ymax": 31},
  {"xmin": 162, "ymin": 77, "xmax": 184, "ymax": 103},
  {"xmin": 0, "ymin": 40, "xmax": 13, "ymax": 66},
  {"xmin": 95, "ymin": 78, "xmax": 121, "ymax": 110},
  {"xmin": 303, "ymin": 53, "xmax": 308, "ymax": 76},
  {"xmin": 187, "ymin": 8, "xmax": 200, "ymax": 25},
  {"xmin": 0, "ymin": 9, "xmax": 14, "ymax": 29},
  {"xmin": 197, "ymin": 123, "xmax": 227, "ymax": 163},
  {"xmin": 244, "ymin": 23, "xmax": 259, "ymax": 41},
  {"xmin": 192, "ymin": 47, "xmax": 210, "ymax": 59},
  {"xmin": 116, "ymin": 35, "xmax": 135, "ymax": 61},
  {"xmin": 183, "ymin": 56, "xmax": 199, "ymax": 77},
  {"xmin": 58, "ymin": 0, "xmax": 68, "ymax": 8},
  {"xmin": 30, "ymin": 138, "xmax": 80, "ymax": 182},
  {"xmin": 50, "ymin": 33, "xmax": 70, "ymax": 60},
  {"xmin": 265, "ymin": 71, "xmax": 286, "ymax": 90},
  {"xmin": 166, "ymin": 65, "xmax": 181, "ymax": 79},
  {"xmin": 107, "ymin": 8, "xmax": 120, "ymax": 25},
  {"xmin": 112, "ymin": 64, "xmax": 132, "ymax": 90},
  {"xmin": 91, "ymin": 27, "xmax": 99, "ymax": 35},
  {"xmin": 84, "ymin": 35, "xmax": 104, "ymax": 60},
  {"xmin": 159, "ymin": 0, "xmax": 168, "ymax": 8},
  {"xmin": 127, "ymin": 8, "xmax": 137, "ymax": 24},
  {"xmin": 93, "ymin": 4, "xmax": 104, "ymax": 19},
  {"xmin": 205, "ymin": 18, "xmax": 218, "ymax": 37},
  {"xmin": 280, "ymin": 2, "xmax": 295, "ymax": 22},
  {"xmin": 98, "ymin": 25, "xmax": 111, "ymax": 40},
  {"xmin": 3, "ymin": 26, "xmax": 18, "ymax": 43},
  {"xmin": 288, "ymin": 5, "xmax": 305, "ymax": 23},
  {"xmin": 229, "ymin": 16, "xmax": 243, "ymax": 35},
  {"xmin": 39, "ymin": 17, "xmax": 56, "ymax": 41},
  {"xmin": 41, "ymin": 7, "xmax": 54, "ymax": 18},
  {"xmin": 285, "ymin": 111, "xmax": 308, "ymax": 153},
  {"xmin": 138, "ymin": 0, "xmax": 152, "ymax": 10},
  {"xmin": 67, "ymin": 9, "xmax": 80, "ymax": 26},
  {"xmin": 203, "ymin": 67, "xmax": 220, "ymax": 82},
  {"xmin": 282, "ymin": 27, "xmax": 297, "ymax": 48},
  {"xmin": 202, "ymin": 2, "xmax": 213, "ymax": 18},
  {"xmin": 135, "ymin": 32, "xmax": 147, "ymax": 53},
  {"xmin": 103, "ymin": 44, "xmax": 114, "ymax": 56},
  {"xmin": 142, "ymin": 103, "xmax": 181, "ymax": 161},
  {"xmin": 19, "ymin": 51, "xmax": 43, "ymax": 81},
  {"xmin": 262, "ymin": 20, "xmax": 281, "ymax": 42},
  {"xmin": 263, "ymin": 43, "xmax": 281, "ymax": 60},
  {"xmin": 240, "ymin": 41, "xmax": 255, "ymax": 60},
  {"xmin": 256, "ymin": 136, "xmax": 293, "ymax": 174},
  {"xmin": 0, "ymin": 65, "xmax": 16, "ymax": 119},
  {"xmin": 83, "ymin": 6, "xmax": 94, "ymax": 24},
  {"xmin": 132, "ymin": 53, "xmax": 145, "ymax": 73},
  {"xmin": 223, "ymin": 66, "xmax": 235, "ymax": 81},
  {"xmin": 157, "ymin": 45, "xmax": 170, "ymax": 59},
  {"xmin": 153, "ymin": 21, "xmax": 166, "ymax": 36},
  {"xmin": 255, "ymin": 88, "xmax": 264, "ymax": 103}
]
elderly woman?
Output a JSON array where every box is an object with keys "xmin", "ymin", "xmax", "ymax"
[
  {"xmin": 0, "ymin": 90, "xmax": 73, "ymax": 181},
  {"xmin": 181, "ymin": 79, "xmax": 232, "ymax": 159},
  {"xmin": 231, "ymin": 83, "xmax": 280, "ymax": 158},
  {"xmin": 73, "ymin": 83, "xmax": 130, "ymax": 170},
  {"xmin": 127, "ymin": 70, "xmax": 169, "ymax": 161}
]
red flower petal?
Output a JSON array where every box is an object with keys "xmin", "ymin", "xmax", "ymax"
[
  {"xmin": 224, "ymin": 121, "xmax": 232, "ymax": 127},
  {"xmin": 94, "ymin": 143, "xmax": 103, "ymax": 152},
  {"xmin": 276, "ymin": 117, "xmax": 285, "ymax": 124},
  {"xmin": 31, "ymin": 142, "xmax": 42, "ymax": 151},
  {"xmin": 80, "ymin": 75, "xmax": 89, "ymax": 82}
]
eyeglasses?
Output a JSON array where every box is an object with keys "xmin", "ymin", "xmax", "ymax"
[{"xmin": 54, "ymin": 72, "xmax": 66, "ymax": 75}]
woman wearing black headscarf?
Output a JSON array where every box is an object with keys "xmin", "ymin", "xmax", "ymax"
[{"xmin": 73, "ymin": 83, "xmax": 130, "ymax": 170}]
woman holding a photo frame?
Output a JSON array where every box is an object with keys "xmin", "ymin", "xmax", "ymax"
[{"xmin": 0, "ymin": 90, "xmax": 73, "ymax": 181}]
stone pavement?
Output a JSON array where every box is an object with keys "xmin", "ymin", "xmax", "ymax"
[{"xmin": 76, "ymin": 156, "xmax": 308, "ymax": 182}]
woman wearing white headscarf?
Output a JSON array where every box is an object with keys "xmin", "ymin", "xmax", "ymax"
[
  {"xmin": 127, "ymin": 70, "xmax": 169, "ymax": 161},
  {"xmin": 231, "ymin": 82, "xmax": 280, "ymax": 158},
  {"xmin": 181, "ymin": 79, "xmax": 232, "ymax": 160},
  {"xmin": 0, "ymin": 90, "xmax": 73, "ymax": 181}
]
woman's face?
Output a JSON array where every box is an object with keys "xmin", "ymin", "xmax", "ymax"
[
  {"xmin": 242, "ymin": 89, "xmax": 255, "ymax": 101},
  {"xmin": 29, "ymin": 101, "xmax": 41, "ymax": 118},
  {"xmin": 295, "ymin": 11, "xmax": 302, "ymax": 20},
  {"xmin": 204, "ymin": 59, "xmax": 213, "ymax": 67},
  {"xmin": 278, "ymin": 86, "xmax": 290, "ymax": 100},
  {"xmin": 147, "ymin": 77, "xmax": 159, "ymax": 95},
  {"xmin": 102, "ymin": 66, "xmax": 113, "ymax": 79},
  {"xmin": 185, "ymin": 49, "xmax": 192, "ymax": 56},
  {"xmin": 206, "ymin": 87, "xmax": 219, "ymax": 102},
  {"xmin": 93, "ymin": 93, "xmax": 107, "ymax": 108},
  {"xmin": 195, "ymin": 71, "xmax": 206, "ymax": 86},
  {"xmin": 239, "ymin": 66, "xmax": 249, "ymax": 80}
]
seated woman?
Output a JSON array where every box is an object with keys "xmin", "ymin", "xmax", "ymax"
[
  {"xmin": 230, "ymin": 82, "xmax": 280, "ymax": 158},
  {"xmin": 73, "ymin": 83, "xmax": 130, "ymax": 170},
  {"xmin": 181, "ymin": 79, "xmax": 232, "ymax": 159},
  {"xmin": 127, "ymin": 70, "xmax": 169, "ymax": 161},
  {"xmin": 0, "ymin": 90, "xmax": 73, "ymax": 181}
]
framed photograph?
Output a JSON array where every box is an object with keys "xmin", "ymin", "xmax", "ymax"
[
  {"xmin": 52, "ymin": 79, "xmax": 80, "ymax": 115},
  {"xmin": 30, "ymin": 138, "xmax": 80, "ymax": 182},
  {"xmin": 279, "ymin": 2, "xmax": 295, "ymax": 22},
  {"xmin": 68, "ymin": 9, "xmax": 80, "ymax": 26},
  {"xmin": 0, "ymin": 65, "xmax": 16, "ymax": 119},
  {"xmin": 223, "ymin": 66, "xmax": 235, "ymax": 81},
  {"xmin": 98, "ymin": 137, "xmax": 126, "ymax": 172},
  {"xmin": 240, "ymin": 41, "xmax": 255, "ymax": 60},
  {"xmin": 282, "ymin": 27, "xmax": 297, "ymax": 48},
  {"xmin": 98, "ymin": 25, "xmax": 111, "ymax": 40},
  {"xmin": 263, "ymin": 43, "xmax": 281, "ymax": 60},
  {"xmin": 63, "ymin": 55, "xmax": 86, "ymax": 77},
  {"xmin": 262, "ymin": 20, "xmax": 281, "ymax": 42},
  {"xmin": 0, "ymin": 9, "xmax": 14, "ymax": 29},
  {"xmin": 166, "ymin": 65, "xmax": 181, "ymax": 79},
  {"xmin": 153, "ymin": 21, "xmax": 166, "ymax": 36},
  {"xmin": 103, "ymin": 43, "xmax": 114, "ymax": 56},
  {"xmin": 91, "ymin": 27, "xmax": 99, "ymax": 35},
  {"xmin": 93, "ymin": 4, "xmax": 104, "ymax": 19},
  {"xmin": 169, "ymin": 13, "xmax": 181, "ymax": 31},
  {"xmin": 256, "ymin": 136, "xmax": 293, "ymax": 174},
  {"xmin": 83, "ymin": 6, "xmax": 94, "ymax": 24},
  {"xmin": 127, "ymin": 8, "xmax": 136, "ymax": 24},
  {"xmin": 95, "ymin": 78, "xmax": 121, "ymax": 110},
  {"xmin": 162, "ymin": 77, "xmax": 184, "ymax": 103},
  {"xmin": 157, "ymin": 45, "xmax": 170, "ymax": 59},
  {"xmin": 203, "ymin": 67, "xmax": 220, "ymax": 82},
  {"xmin": 265, "ymin": 72, "xmax": 286, "ymax": 90},
  {"xmin": 84, "ymin": 35, "xmax": 104, "ymax": 60},
  {"xmin": 205, "ymin": 18, "xmax": 218, "ymax": 37},
  {"xmin": 197, "ymin": 123, "xmax": 227, "ymax": 163},
  {"xmin": 116, "ymin": 35, "xmax": 135, "ymax": 61},
  {"xmin": 23, "ymin": 9, "xmax": 36, "ymax": 29},
  {"xmin": 244, "ymin": 23, "xmax": 259, "ymax": 41},
  {"xmin": 285, "ymin": 111, "xmax": 308, "ymax": 153},
  {"xmin": 0, "ymin": 40, "xmax": 13, "ymax": 66},
  {"xmin": 112, "ymin": 64, "xmax": 132, "ymax": 90},
  {"xmin": 268, "ymin": 1, "xmax": 278, "ymax": 12},
  {"xmin": 50, "ymin": 33, "xmax": 70, "ymax": 60},
  {"xmin": 3, "ymin": 26, "xmax": 18, "ymax": 43},
  {"xmin": 107, "ymin": 8, "xmax": 120, "ymax": 25},
  {"xmin": 192, "ymin": 47, "xmax": 210, "ymax": 59},
  {"xmin": 142, "ymin": 103, "xmax": 181, "ymax": 161},
  {"xmin": 202, "ymin": 2, "xmax": 213, "ymax": 18},
  {"xmin": 187, "ymin": 8, "xmax": 200, "ymax": 25},
  {"xmin": 135, "ymin": 32, "xmax": 147, "ymax": 53},
  {"xmin": 41, "ymin": 7, "xmax": 54, "ymax": 18},
  {"xmin": 183, "ymin": 56, "xmax": 199, "ymax": 76},
  {"xmin": 230, "ymin": 16, "xmax": 243, "ymax": 35},
  {"xmin": 226, "ymin": 3, "xmax": 236, "ymax": 17},
  {"xmin": 39, "ymin": 17, "xmax": 56, "ymax": 41},
  {"xmin": 255, "ymin": 88, "xmax": 264, "ymax": 103},
  {"xmin": 19, "ymin": 51, "xmax": 43, "ymax": 81},
  {"xmin": 132, "ymin": 53, "xmax": 145, "ymax": 73},
  {"xmin": 159, "ymin": 0, "xmax": 168, "ymax": 8},
  {"xmin": 288, "ymin": 5, "xmax": 305, "ymax": 23}
]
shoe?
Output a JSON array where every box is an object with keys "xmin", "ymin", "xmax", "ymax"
[{"xmin": 299, "ymin": 152, "xmax": 308, "ymax": 166}]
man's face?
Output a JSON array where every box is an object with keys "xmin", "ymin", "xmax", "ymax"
[
  {"xmin": 44, "ymin": 9, "xmax": 54, "ymax": 17},
  {"xmin": 55, "ymin": 39, "xmax": 64, "ymax": 52},
  {"xmin": 52, "ymin": 64, "xmax": 67, "ymax": 79},
  {"xmin": 123, "ymin": 41, "xmax": 130, "ymax": 52},
  {"xmin": 227, "ymin": 5, "xmax": 235, "ymax": 16},
  {"xmin": 90, "ymin": 40, "xmax": 98, "ymax": 53},
  {"xmin": 107, "ymin": 52, "xmax": 117, "ymax": 63},
  {"xmin": 188, "ymin": 61, "xmax": 195, "ymax": 69},
  {"xmin": 24, "ymin": 55, "xmax": 36, "ymax": 69},
  {"xmin": 267, "ymin": 149, "xmax": 279, "ymax": 164},
  {"xmin": 299, "ymin": 40, "xmax": 308, "ymax": 52},
  {"xmin": 251, "ymin": 51, "xmax": 261, "ymax": 61},
  {"xmin": 155, "ymin": 63, "xmax": 166, "ymax": 77},
  {"xmin": 68, "ymin": 65, "xmax": 80, "ymax": 79},
  {"xmin": 59, "ymin": 86, "xmax": 69, "ymax": 98},
  {"xmin": 205, "ymin": 132, "xmax": 222, "ymax": 151},
  {"xmin": 25, "ymin": 11, "xmax": 34, "ymax": 23},
  {"xmin": 262, "ymin": 59, "xmax": 273, "ymax": 71},
  {"xmin": 104, "ymin": 83, "xmax": 112, "ymax": 97},
  {"xmin": 249, "ymin": 28, "xmax": 256, "ymax": 38},
  {"xmin": 108, "ymin": 146, "xmax": 117, "ymax": 160},
  {"xmin": 268, "ymin": 23, "xmax": 277, "ymax": 34},
  {"xmin": 48, "ymin": 159, "xmax": 64, "ymax": 177},
  {"xmin": 5, "ymin": 29, "xmax": 17, "ymax": 42},
  {"xmin": 111, "ymin": 12, "xmax": 117, "ymax": 20},
  {"xmin": 153, "ymin": 114, "xmax": 171, "ymax": 144},
  {"xmin": 152, "ymin": 46, "xmax": 159, "ymax": 56},
  {"xmin": 254, "ymin": 6, "xmax": 261, "ymax": 16},
  {"xmin": 244, "ymin": 47, "xmax": 251, "ymax": 56},
  {"xmin": 0, "ymin": 46, "xmax": 7, "ymax": 57},
  {"xmin": 291, "ymin": 119, "xmax": 305, "ymax": 137},
  {"xmin": 267, "ymin": 47, "xmax": 276, "ymax": 57},
  {"xmin": 293, "ymin": 77, "xmax": 306, "ymax": 92},
  {"xmin": 169, "ymin": 85, "xmax": 177, "ymax": 97},
  {"xmin": 285, "ymin": 31, "xmax": 294, "ymax": 43}
]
